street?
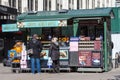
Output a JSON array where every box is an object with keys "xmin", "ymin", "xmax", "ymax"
[{"xmin": 0, "ymin": 63, "xmax": 120, "ymax": 80}]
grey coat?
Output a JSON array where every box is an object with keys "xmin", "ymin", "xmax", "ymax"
[{"xmin": 49, "ymin": 42, "xmax": 60, "ymax": 60}]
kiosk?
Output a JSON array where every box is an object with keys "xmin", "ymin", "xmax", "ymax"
[{"xmin": 3, "ymin": 8, "xmax": 114, "ymax": 72}]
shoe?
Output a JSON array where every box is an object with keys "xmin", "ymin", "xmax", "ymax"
[
  {"xmin": 31, "ymin": 73, "xmax": 35, "ymax": 74},
  {"xmin": 36, "ymin": 73, "xmax": 40, "ymax": 74}
]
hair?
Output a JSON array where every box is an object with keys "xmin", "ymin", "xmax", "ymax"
[
  {"xmin": 32, "ymin": 34, "xmax": 38, "ymax": 39},
  {"xmin": 51, "ymin": 37, "xmax": 58, "ymax": 42}
]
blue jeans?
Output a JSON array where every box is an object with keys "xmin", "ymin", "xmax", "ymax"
[{"xmin": 31, "ymin": 58, "xmax": 41, "ymax": 73}]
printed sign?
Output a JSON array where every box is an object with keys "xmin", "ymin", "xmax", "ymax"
[
  {"xmin": 18, "ymin": 20, "xmax": 67, "ymax": 28},
  {"xmin": 2, "ymin": 24, "xmax": 19, "ymax": 32}
]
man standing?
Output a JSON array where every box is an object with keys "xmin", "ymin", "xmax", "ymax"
[{"xmin": 28, "ymin": 34, "xmax": 42, "ymax": 74}]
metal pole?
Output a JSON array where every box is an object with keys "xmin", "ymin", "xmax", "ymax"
[
  {"xmin": 104, "ymin": 21, "xmax": 108, "ymax": 71},
  {"xmin": 73, "ymin": 19, "xmax": 79, "ymax": 37}
]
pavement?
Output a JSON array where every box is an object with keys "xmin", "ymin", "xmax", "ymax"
[{"xmin": 0, "ymin": 63, "xmax": 120, "ymax": 80}]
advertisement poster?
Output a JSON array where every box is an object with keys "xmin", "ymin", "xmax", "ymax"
[
  {"xmin": 69, "ymin": 42, "xmax": 78, "ymax": 51},
  {"xmin": 79, "ymin": 51, "xmax": 92, "ymax": 66},
  {"xmin": 60, "ymin": 50, "xmax": 68, "ymax": 59},
  {"xmin": 94, "ymin": 41, "xmax": 101, "ymax": 50},
  {"xmin": 92, "ymin": 52, "xmax": 101, "ymax": 66},
  {"xmin": 41, "ymin": 50, "xmax": 49, "ymax": 60}
]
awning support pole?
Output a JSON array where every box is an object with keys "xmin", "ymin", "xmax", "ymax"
[
  {"xmin": 104, "ymin": 21, "xmax": 108, "ymax": 72},
  {"xmin": 73, "ymin": 19, "xmax": 79, "ymax": 37}
]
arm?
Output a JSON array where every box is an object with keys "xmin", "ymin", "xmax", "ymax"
[
  {"xmin": 48, "ymin": 44, "xmax": 52, "ymax": 57},
  {"xmin": 38, "ymin": 41, "xmax": 42, "ymax": 52}
]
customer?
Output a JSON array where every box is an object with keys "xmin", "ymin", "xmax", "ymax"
[
  {"xmin": 28, "ymin": 34, "xmax": 42, "ymax": 74},
  {"xmin": 49, "ymin": 37, "xmax": 60, "ymax": 73}
]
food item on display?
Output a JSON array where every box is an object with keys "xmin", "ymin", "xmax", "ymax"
[
  {"xmin": 12, "ymin": 59, "xmax": 20, "ymax": 63},
  {"xmin": 12, "ymin": 41, "xmax": 23, "ymax": 53}
]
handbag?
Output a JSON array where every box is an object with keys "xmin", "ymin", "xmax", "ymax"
[{"xmin": 47, "ymin": 57, "xmax": 53, "ymax": 68}]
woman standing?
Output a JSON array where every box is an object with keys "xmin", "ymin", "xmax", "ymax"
[{"xmin": 49, "ymin": 37, "xmax": 60, "ymax": 73}]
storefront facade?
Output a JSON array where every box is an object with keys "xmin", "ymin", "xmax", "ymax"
[{"xmin": 0, "ymin": 5, "xmax": 18, "ymax": 61}]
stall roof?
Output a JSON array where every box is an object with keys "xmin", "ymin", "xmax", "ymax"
[{"xmin": 17, "ymin": 8, "xmax": 114, "ymax": 21}]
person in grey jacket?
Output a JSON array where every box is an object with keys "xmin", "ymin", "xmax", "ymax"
[{"xmin": 49, "ymin": 37, "xmax": 60, "ymax": 73}]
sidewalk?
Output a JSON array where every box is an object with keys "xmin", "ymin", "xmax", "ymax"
[{"xmin": 1, "ymin": 63, "xmax": 120, "ymax": 80}]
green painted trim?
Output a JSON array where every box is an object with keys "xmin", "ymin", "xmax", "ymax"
[
  {"xmin": 104, "ymin": 22, "xmax": 108, "ymax": 71},
  {"xmin": 73, "ymin": 20, "xmax": 79, "ymax": 36}
]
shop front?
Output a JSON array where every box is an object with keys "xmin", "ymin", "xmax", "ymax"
[
  {"xmin": 0, "ymin": 5, "xmax": 18, "ymax": 61},
  {"xmin": 3, "ymin": 8, "xmax": 114, "ymax": 72}
]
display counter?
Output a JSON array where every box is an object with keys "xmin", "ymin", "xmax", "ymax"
[{"xmin": 69, "ymin": 38, "xmax": 103, "ymax": 68}]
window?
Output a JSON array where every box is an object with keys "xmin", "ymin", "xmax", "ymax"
[
  {"xmin": 80, "ymin": 0, "xmax": 83, "ymax": 9},
  {"xmin": 56, "ymin": 0, "xmax": 59, "ymax": 10},
  {"xmin": 43, "ymin": 0, "xmax": 47, "ymax": 11},
  {"xmin": 28, "ymin": 0, "xmax": 33, "ymax": 11},
  {"xmin": 97, "ymin": 0, "xmax": 100, "ymax": 7},
  {"xmin": 49, "ymin": 0, "xmax": 51, "ymax": 11},
  {"xmin": 92, "ymin": 0, "xmax": 95, "ymax": 9},
  {"xmin": 35, "ymin": 0, "xmax": 38, "ymax": 11},
  {"xmin": 86, "ymin": 0, "xmax": 89, "ymax": 9},
  {"xmin": 77, "ymin": 0, "xmax": 79, "ymax": 9},
  {"xmin": 9, "ymin": 0, "xmax": 12, "ymax": 7},
  {"xmin": 69, "ymin": 0, "xmax": 71, "ymax": 10},
  {"xmin": 13, "ymin": 0, "xmax": 16, "ymax": 7},
  {"xmin": 18, "ymin": 0, "xmax": 22, "ymax": 12},
  {"xmin": 9, "ymin": 0, "xmax": 16, "ymax": 8}
]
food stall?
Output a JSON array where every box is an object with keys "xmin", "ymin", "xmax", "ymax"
[{"xmin": 2, "ymin": 8, "xmax": 114, "ymax": 72}]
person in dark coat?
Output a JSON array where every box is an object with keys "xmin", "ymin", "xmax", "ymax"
[
  {"xmin": 49, "ymin": 37, "xmax": 60, "ymax": 73},
  {"xmin": 28, "ymin": 34, "xmax": 42, "ymax": 74}
]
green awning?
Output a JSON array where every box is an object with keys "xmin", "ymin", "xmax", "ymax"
[{"xmin": 17, "ymin": 8, "xmax": 114, "ymax": 22}]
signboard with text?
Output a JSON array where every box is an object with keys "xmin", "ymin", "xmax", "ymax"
[
  {"xmin": 17, "ymin": 20, "xmax": 67, "ymax": 28},
  {"xmin": 2, "ymin": 24, "xmax": 19, "ymax": 32}
]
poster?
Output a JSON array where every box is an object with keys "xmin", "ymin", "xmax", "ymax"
[
  {"xmin": 79, "ymin": 51, "xmax": 92, "ymax": 66},
  {"xmin": 92, "ymin": 52, "xmax": 101, "ymax": 66},
  {"xmin": 69, "ymin": 42, "xmax": 78, "ymax": 51},
  {"xmin": 60, "ymin": 50, "xmax": 68, "ymax": 59},
  {"xmin": 41, "ymin": 50, "xmax": 49, "ymax": 60}
]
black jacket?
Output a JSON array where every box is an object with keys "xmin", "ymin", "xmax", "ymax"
[
  {"xmin": 28, "ymin": 39, "xmax": 42, "ymax": 58},
  {"xmin": 49, "ymin": 42, "xmax": 60, "ymax": 60}
]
